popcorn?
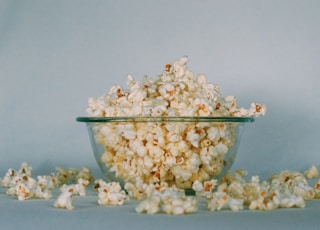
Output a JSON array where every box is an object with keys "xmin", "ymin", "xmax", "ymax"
[
  {"xmin": 192, "ymin": 179, "xmax": 217, "ymax": 197},
  {"xmin": 18, "ymin": 162, "xmax": 33, "ymax": 176},
  {"xmin": 75, "ymin": 178, "xmax": 90, "ymax": 196},
  {"xmin": 135, "ymin": 195, "xmax": 162, "ymax": 214},
  {"xmin": 162, "ymin": 196, "xmax": 197, "ymax": 215},
  {"xmin": 75, "ymin": 167, "xmax": 94, "ymax": 183},
  {"xmin": 304, "ymin": 165, "xmax": 319, "ymax": 179},
  {"xmin": 96, "ymin": 180, "xmax": 128, "ymax": 206},
  {"xmin": 207, "ymin": 192, "xmax": 243, "ymax": 211},
  {"xmin": 86, "ymin": 57, "xmax": 266, "ymax": 189},
  {"xmin": 314, "ymin": 180, "xmax": 320, "ymax": 198},
  {"xmin": 55, "ymin": 166, "xmax": 94, "ymax": 185},
  {"xmin": 1, "ymin": 168, "xmax": 16, "ymax": 187},
  {"xmin": 16, "ymin": 183, "xmax": 33, "ymax": 201},
  {"xmin": 2, "ymin": 162, "xmax": 320, "ymax": 214},
  {"xmin": 53, "ymin": 185, "xmax": 77, "ymax": 210},
  {"xmin": 134, "ymin": 184, "xmax": 197, "ymax": 215}
]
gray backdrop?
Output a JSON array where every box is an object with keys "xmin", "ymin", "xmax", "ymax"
[{"xmin": 1, "ymin": 0, "xmax": 319, "ymax": 180}]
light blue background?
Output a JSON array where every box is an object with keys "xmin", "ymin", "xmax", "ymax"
[
  {"xmin": 1, "ymin": 1, "xmax": 320, "ymax": 229},
  {"xmin": 1, "ymin": 0, "xmax": 319, "ymax": 179}
]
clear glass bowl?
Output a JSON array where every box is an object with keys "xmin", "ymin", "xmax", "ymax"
[{"xmin": 77, "ymin": 116, "xmax": 254, "ymax": 192}]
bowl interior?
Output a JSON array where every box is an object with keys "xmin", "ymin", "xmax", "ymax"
[{"xmin": 78, "ymin": 116, "xmax": 254, "ymax": 191}]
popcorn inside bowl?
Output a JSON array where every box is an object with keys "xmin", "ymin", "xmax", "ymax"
[{"xmin": 78, "ymin": 57, "xmax": 266, "ymax": 191}]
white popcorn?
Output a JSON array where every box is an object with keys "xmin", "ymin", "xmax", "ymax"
[
  {"xmin": 55, "ymin": 166, "xmax": 77, "ymax": 185},
  {"xmin": 304, "ymin": 165, "xmax": 319, "ymax": 179},
  {"xmin": 1, "ymin": 168, "xmax": 16, "ymax": 187},
  {"xmin": 207, "ymin": 192, "xmax": 243, "ymax": 211},
  {"xmin": 162, "ymin": 196, "xmax": 197, "ymax": 215},
  {"xmin": 135, "ymin": 195, "xmax": 162, "ymax": 214},
  {"xmin": 135, "ymin": 184, "xmax": 197, "ymax": 215},
  {"xmin": 19, "ymin": 162, "xmax": 33, "ymax": 176},
  {"xmin": 54, "ymin": 185, "xmax": 77, "ymax": 210},
  {"xmin": 54, "ymin": 166, "xmax": 94, "ymax": 185},
  {"xmin": 75, "ymin": 167, "xmax": 94, "ymax": 183},
  {"xmin": 37, "ymin": 174, "xmax": 59, "ymax": 190},
  {"xmin": 192, "ymin": 179, "xmax": 217, "ymax": 197},
  {"xmin": 16, "ymin": 183, "xmax": 33, "ymax": 201},
  {"xmin": 75, "ymin": 178, "xmax": 90, "ymax": 196},
  {"xmin": 97, "ymin": 181, "xmax": 128, "ymax": 206},
  {"xmin": 85, "ymin": 56, "xmax": 266, "ymax": 190},
  {"xmin": 186, "ymin": 130, "xmax": 201, "ymax": 148}
]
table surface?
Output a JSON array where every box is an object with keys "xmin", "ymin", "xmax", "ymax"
[{"xmin": 1, "ymin": 188, "xmax": 319, "ymax": 230}]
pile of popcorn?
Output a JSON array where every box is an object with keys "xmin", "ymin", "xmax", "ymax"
[
  {"xmin": 0, "ymin": 162, "xmax": 94, "ymax": 209},
  {"xmin": 1, "ymin": 162, "xmax": 320, "ymax": 214},
  {"xmin": 85, "ymin": 57, "xmax": 267, "ymax": 189},
  {"xmin": 196, "ymin": 165, "xmax": 320, "ymax": 211}
]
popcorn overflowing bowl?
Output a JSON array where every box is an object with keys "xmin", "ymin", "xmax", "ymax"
[
  {"xmin": 77, "ymin": 116, "xmax": 254, "ymax": 192},
  {"xmin": 77, "ymin": 56, "xmax": 265, "ymax": 194}
]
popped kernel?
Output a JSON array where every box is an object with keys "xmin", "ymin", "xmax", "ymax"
[
  {"xmin": 134, "ymin": 184, "xmax": 196, "ymax": 215},
  {"xmin": 96, "ymin": 180, "xmax": 128, "ymax": 206},
  {"xmin": 304, "ymin": 165, "xmax": 319, "ymax": 179},
  {"xmin": 135, "ymin": 195, "xmax": 162, "ymax": 214},
  {"xmin": 53, "ymin": 185, "xmax": 77, "ymax": 210},
  {"xmin": 75, "ymin": 178, "xmax": 90, "ymax": 196},
  {"xmin": 207, "ymin": 191, "xmax": 244, "ymax": 211}
]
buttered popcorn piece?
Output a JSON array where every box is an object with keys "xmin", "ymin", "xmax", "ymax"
[{"xmin": 87, "ymin": 57, "xmax": 266, "ymax": 188}]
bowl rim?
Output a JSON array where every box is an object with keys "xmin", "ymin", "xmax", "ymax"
[{"xmin": 76, "ymin": 116, "xmax": 255, "ymax": 123}]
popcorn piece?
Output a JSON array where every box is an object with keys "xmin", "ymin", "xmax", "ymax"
[
  {"xmin": 75, "ymin": 167, "xmax": 94, "ymax": 183},
  {"xmin": 55, "ymin": 166, "xmax": 94, "ymax": 185},
  {"xmin": 2, "ymin": 168, "xmax": 17, "ymax": 187},
  {"xmin": 304, "ymin": 165, "xmax": 319, "ymax": 179},
  {"xmin": 75, "ymin": 178, "xmax": 90, "ymax": 196},
  {"xmin": 33, "ymin": 185, "xmax": 52, "ymax": 199},
  {"xmin": 19, "ymin": 162, "xmax": 33, "ymax": 176},
  {"xmin": 16, "ymin": 183, "xmax": 33, "ymax": 201},
  {"xmin": 314, "ymin": 180, "xmax": 320, "ymax": 199},
  {"xmin": 162, "ymin": 196, "xmax": 197, "ymax": 215},
  {"xmin": 135, "ymin": 185, "xmax": 197, "ymax": 215},
  {"xmin": 192, "ymin": 179, "xmax": 217, "ymax": 197},
  {"xmin": 135, "ymin": 195, "xmax": 162, "ymax": 214},
  {"xmin": 54, "ymin": 185, "xmax": 77, "ymax": 210},
  {"xmin": 97, "ymin": 181, "xmax": 128, "ymax": 206},
  {"xmin": 207, "ymin": 192, "xmax": 243, "ymax": 211},
  {"xmin": 55, "ymin": 166, "xmax": 77, "ymax": 185}
]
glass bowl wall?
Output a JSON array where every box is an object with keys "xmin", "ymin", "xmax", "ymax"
[{"xmin": 77, "ymin": 116, "xmax": 254, "ymax": 191}]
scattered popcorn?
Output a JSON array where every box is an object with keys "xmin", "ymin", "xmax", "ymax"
[
  {"xmin": 53, "ymin": 184, "xmax": 77, "ymax": 210},
  {"xmin": 86, "ymin": 57, "xmax": 266, "ymax": 189},
  {"xmin": 207, "ymin": 192, "xmax": 243, "ymax": 211},
  {"xmin": 2, "ymin": 162, "xmax": 320, "ymax": 214},
  {"xmin": 75, "ymin": 178, "xmax": 90, "ymax": 196},
  {"xmin": 1, "ymin": 168, "xmax": 16, "ymax": 187},
  {"xmin": 96, "ymin": 180, "xmax": 128, "ymax": 206},
  {"xmin": 55, "ymin": 167, "xmax": 78, "ymax": 185},
  {"xmin": 18, "ymin": 162, "xmax": 33, "ymax": 176},
  {"xmin": 162, "ymin": 196, "xmax": 197, "ymax": 215},
  {"xmin": 304, "ymin": 165, "xmax": 319, "ymax": 179},
  {"xmin": 135, "ymin": 195, "xmax": 162, "ymax": 214},
  {"xmin": 16, "ymin": 183, "xmax": 33, "ymax": 201},
  {"xmin": 192, "ymin": 179, "xmax": 217, "ymax": 198},
  {"xmin": 135, "ymin": 185, "xmax": 197, "ymax": 215}
]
